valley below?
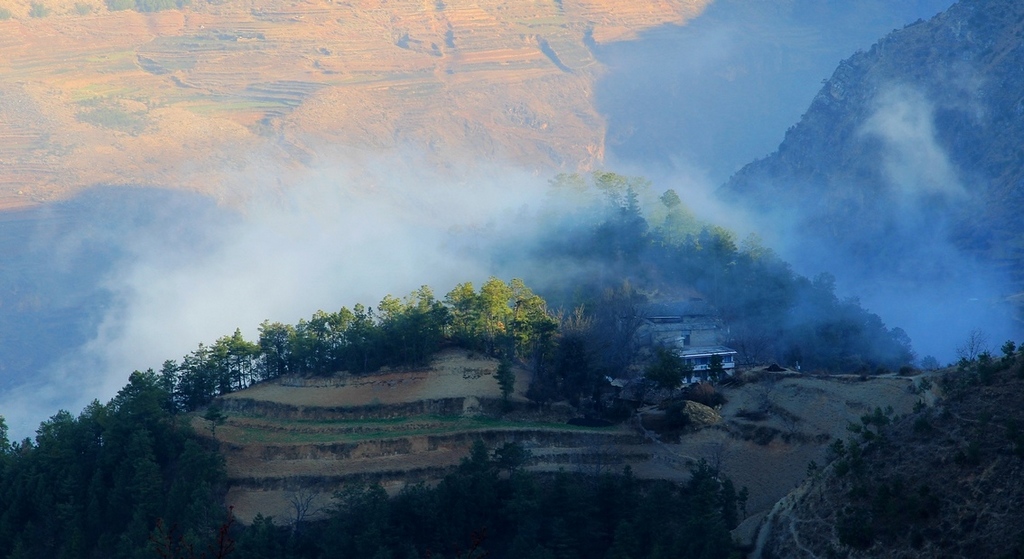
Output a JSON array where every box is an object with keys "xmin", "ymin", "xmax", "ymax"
[{"xmin": 0, "ymin": 0, "xmax": 708, "ymax": 208}]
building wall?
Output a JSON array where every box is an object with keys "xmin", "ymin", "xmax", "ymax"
[{"xmin": 636, "ymin": 317, "xmax": 723, "ymax": 348}]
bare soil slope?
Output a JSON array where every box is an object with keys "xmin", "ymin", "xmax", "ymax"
[{"xmin": 0, "ymin": 0, "xmax": 708, "ymax": 209}]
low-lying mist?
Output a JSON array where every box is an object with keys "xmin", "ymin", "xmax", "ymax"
[
  {"xmin": 0, "ymin": 159, "xmax": 554, "ymax": 439},
  {"xmin": 3, "ymin": 0, "xmax": 1015, "ymax": 441},
  {"xmin": 595, "ymin": 0, "xmax": 1018, "ymax": 364}
]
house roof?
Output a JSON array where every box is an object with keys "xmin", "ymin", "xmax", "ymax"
[
  {"xmin": 637, "ymin": 299, "xmax": 715, "ymax": 319},
  {"xmin": 675, "ymin": 345, "xmax": 737, "ymax": 358}
]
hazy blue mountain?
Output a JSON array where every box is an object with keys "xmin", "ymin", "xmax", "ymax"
[
  {"xmin": 719, "ymin": 0, "xmax": 1024, "ymax": 358},
  {"xmin": 595, "ymin": 0, "xmax": 954, "ymax": 183}
]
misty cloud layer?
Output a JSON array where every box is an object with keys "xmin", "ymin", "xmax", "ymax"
[
  {"xmin": 594, "ymin": 0, "xmax": 1017, "ymax": 364},
  {"xmin": 595, "ymin": 0, "xmax": 956, "ymax": 184},
  {"xmin": 0, "ymin": 160, "xmax": 552, "ymax": 439},
  {"xmin": 3, "ymin": 0, "xmax": 1014, "ymax": 440}
]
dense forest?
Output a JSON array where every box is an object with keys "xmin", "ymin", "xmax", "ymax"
[
  {"xmin": 0, "ymin": 373, "xmax": 226, "ymax": 559},
  {"xmin": 238, "ymin": 442, "xmax": 744, "ymax": 559},
  {"xmin": 0, "ymin": 171, "xmax": 919, "ymax": 558}
]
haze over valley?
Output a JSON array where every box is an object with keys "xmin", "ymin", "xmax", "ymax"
[
  {"xmin": 2, "ymin": 0, "xmax": 981, "ymax": 435},
  {"xmin": 2, "ymin": 1, "xmax": 1024, "ymax": 557}
]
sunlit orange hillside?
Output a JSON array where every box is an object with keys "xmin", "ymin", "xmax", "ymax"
[{"xmin": 0, "ymin": 0, "xmax": 709, "ymax": 209}]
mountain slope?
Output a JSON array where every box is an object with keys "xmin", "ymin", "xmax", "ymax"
[
  {"xmin": 721, "ymin": 0, "xmax": 1024, "ymax": 292},
  {"xmin": 0, "ymin": 0, "xmax": 707, "ymax": 208},
  {"xmin": 757, "ymin": 358, "xmax": 1024, "ymax": 558}
]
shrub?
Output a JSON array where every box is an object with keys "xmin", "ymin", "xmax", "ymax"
[
  {"xmin": 684, "ymin": 382, "xmax": 725, "ymax": 407},
  {"xmin": 105, "ymin": 0, "xmax": 132, "ymax": 10},
  {"xmin": 0, "ymin": 6, "xmax": 11, "ymax": 19},
  {"xmin": 837, "ymin": 506, "xmax": 874, "ymax": 549},
  {"xmin": 919, "ymin": 355, "xmax": 940, "ymax": 370},
  {"xmin": 29, "ymin": 1, "xmax": 49, "ymax": 17},
  {"xmin": 74, "ymin": 2, "xmax": 92, "ymax": 14}
]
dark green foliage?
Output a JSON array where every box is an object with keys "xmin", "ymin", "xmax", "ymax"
[
  {"xmin": 660, "ymin": 400, "xmax": 692, "ymax": 431},
  {"xmin": 237, "ymin": 445, "xmax": 739, "ymax": 559},
  {"xmin": 954, "ymin": 440, "xmax": 981, "ymax": 466},
  {"xmin": 707, "ymin": 354, "xmax": 726, "ymax": 382},
  {"xmin": 492, "ymin": 441, "xmax": 531, "ymax": 474},
  {"xmin": 837, "ymin": 478, "xmax": 940, "ymax": 552},
  {"xmin": 920, "ymin": 355, "xmax": 941, "ymax": 370},
  {"xmin": 0, "ymin": 372, "xmax": 226, "ymax": 559},
  {"xmin": 837, "ymin": 506, "xmax": 874, "ymax": 549},
  {"xmin": 1007, "ymin": 420, "xmax": 1024, "ymax": 459},
  {"xmin": 203, "ymin": 404, "xmax": 226, "ymax": 438},
  {"xmin": 644, "ymin": 347, "xmax": 690, "ymax": 390},
  {"xmin": 531, "ymin": 172, "xmax": 916, "ymax": 373},
  {"xmin": 155, "ymin": 279, "xmax": 554, "ymax": 414},
  {"xmin": 496, "ymin": 356, "xmax": 515, "ymax": 402},
  {"xmin": 859, "ymin": 406, "xmax": 893, "ymax": 438}
]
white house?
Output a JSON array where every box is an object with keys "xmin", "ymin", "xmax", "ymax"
[{"xmin": 635, "ymin": 300, "xmax": 738, "ymax": 382}]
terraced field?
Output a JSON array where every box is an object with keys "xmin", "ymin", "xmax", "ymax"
[
  {"xmin": 206, "ymin": 349, "xmax": 652, "ymax": 523},
  {"xmin": 0, "ymin": 0, "xmax": 709, "ymax": 207},
  {"xmin": 201, "ymin": 349, "xmax": 930, "ymax": 546}
]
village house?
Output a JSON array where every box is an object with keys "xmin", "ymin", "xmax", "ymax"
[{"xmin": 635, "ymin": 300, "xmax": 737, "ymax": 378}]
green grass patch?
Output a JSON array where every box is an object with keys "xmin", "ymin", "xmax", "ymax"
[
  {"xmin": 77, "ymin": 106, "xmax": 147, "ymax": 133},
  {"xmin": 70, "ymin": 83, "xmax": 140, "ymax": 102},
  {"xmin": 224, "ymin": 413, "xmax": 619, "ymax": 445},
  {"xmin": 184, "ymin": 98, "xmax": 292, "ymax": 115}
]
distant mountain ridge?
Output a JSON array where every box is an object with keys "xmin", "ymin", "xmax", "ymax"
[{"xmin": 721, "ymin": 0, "xmax": 1024, "ymax": 293}]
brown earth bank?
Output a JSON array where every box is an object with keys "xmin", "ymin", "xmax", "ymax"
[
  {"xmin": 0, "ymin": 0, "xmax": 709, "ymax": 207},
  {"xmin": 194, "ymin": 348, "xmax": 927, "ymax": 534}
]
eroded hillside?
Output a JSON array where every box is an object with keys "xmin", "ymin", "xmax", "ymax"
[
  {"xmin": 721, "ymin": 0, "xmax": 1024, "ymax": 292},
  {"xmin": 0, "ymin": 0, "xmax": 708, "ymax": 209}
]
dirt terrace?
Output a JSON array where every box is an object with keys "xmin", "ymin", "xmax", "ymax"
[
  {"xmin": 211, "ymin": 350, "xmax": 649, "ymax": 523},
  {"xmin": 202, "ymin": 350, "xmax": 926, "ymax": 531},
  {"xmin": 0, "ymin": 0, "xmax": 709, "ymax": 208}
]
